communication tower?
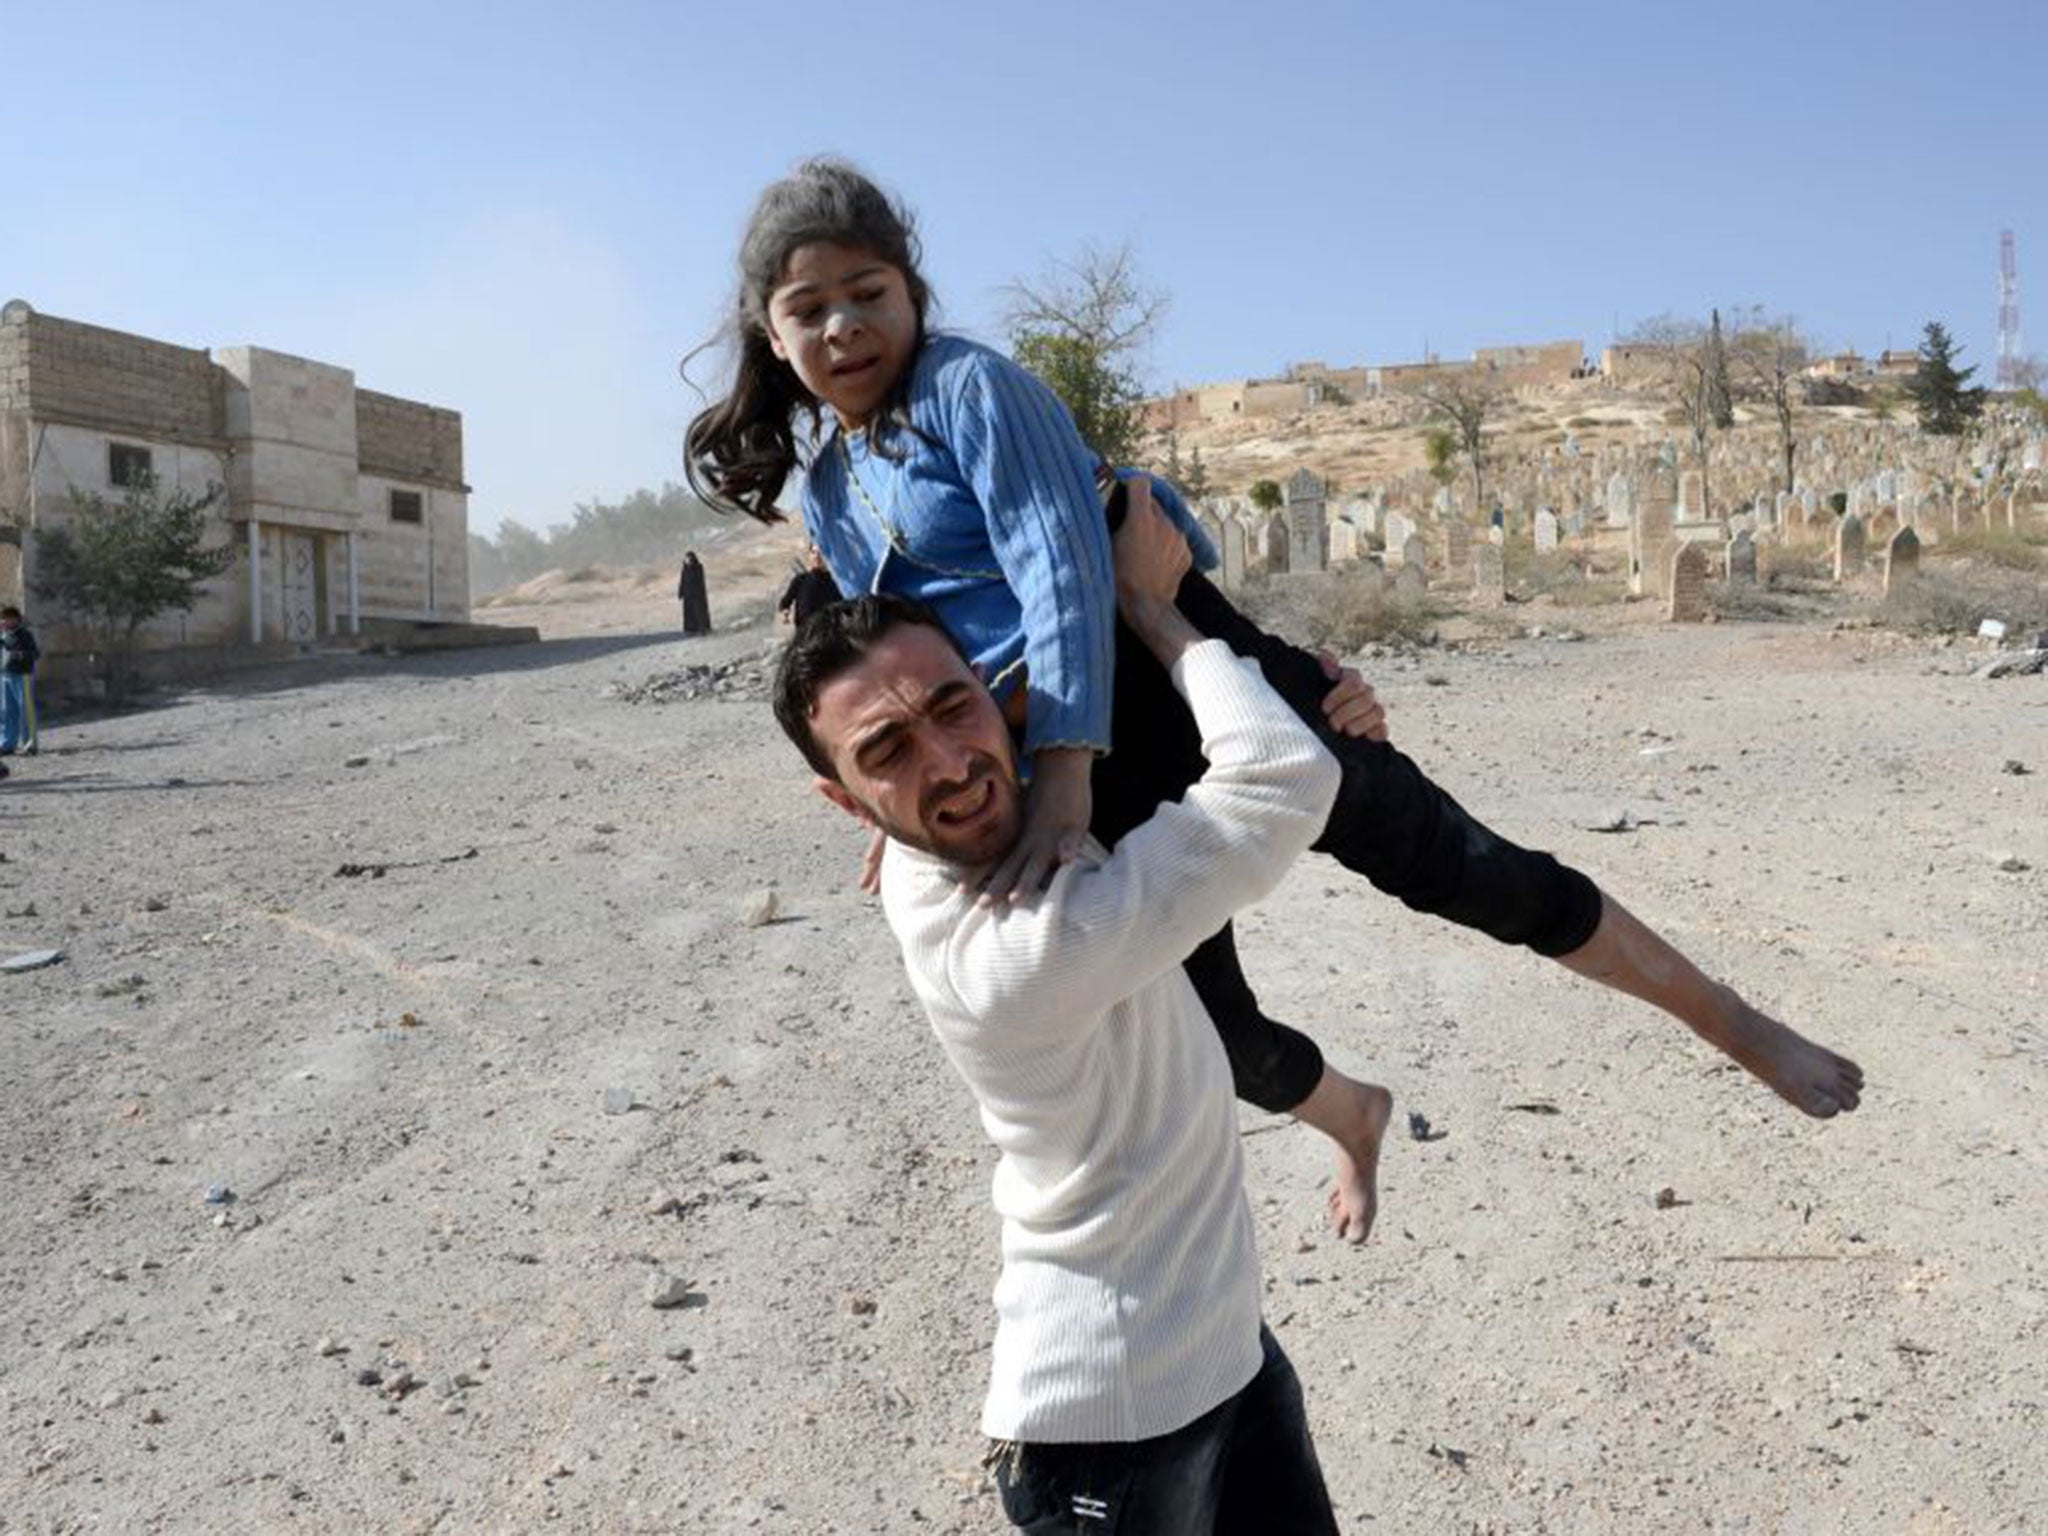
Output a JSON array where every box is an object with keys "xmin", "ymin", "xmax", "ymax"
[{"xmin": 1996, "ymin": 230, "xmax": 2022, "ymax": 388}]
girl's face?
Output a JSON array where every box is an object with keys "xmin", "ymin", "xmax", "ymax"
[{"xmin": 763, "ymin": 242, "xmax": 918, "ymax": 429}]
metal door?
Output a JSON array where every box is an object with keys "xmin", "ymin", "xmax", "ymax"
[{"xmin": 281, "ymin": 532, "xmax": 318, "ymax": 644}]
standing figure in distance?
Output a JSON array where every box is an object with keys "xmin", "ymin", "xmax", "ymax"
[{"xmin": 678, "ymin": 550, "xmax": 711, "ymax": 636}]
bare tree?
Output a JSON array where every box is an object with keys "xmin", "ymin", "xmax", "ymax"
[
  {"xmin": 1411, "ymin": 372, "xmax": 1502, "ymax": 515},
  {"xmin": 1002, "ymin": 241, "xmax": 1169, "ymax": 467},
  {"xmin": 1728, "ymin": 308, "xmax": 1811, "ymax": 494},
  {"xmin": 1623, "ymin": 315, "xmax": 1716, "ymax": 520},
  {"xmin": 1002, "ymin": 241, "xmax": 1170, "ymax": 361}
]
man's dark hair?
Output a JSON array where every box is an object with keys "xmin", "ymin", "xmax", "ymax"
[
  {"xmin": 773, "ymin": 594, "xmax": 966, "ymax": 779},
  {"xmin": 0, "ymin": 606, "xmax": 19, "ymax": 621}
]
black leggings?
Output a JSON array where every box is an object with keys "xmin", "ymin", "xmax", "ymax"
[{"xmin": 1089, "ymin": 569, "xmax": 1604, "ymax": 1113}]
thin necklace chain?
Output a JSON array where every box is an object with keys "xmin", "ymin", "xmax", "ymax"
[
  {"xmin": 838, "ymin": 430, "xmax": 905, "ymax": 552},
  {"xmin": 834, "ymin": 427, "xmax": 1004, "ymax": 583}
]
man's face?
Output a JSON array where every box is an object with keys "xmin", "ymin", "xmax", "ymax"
[{"xmin": 809, "ymin": 625, "xmax": 1022, "ymax": 868}]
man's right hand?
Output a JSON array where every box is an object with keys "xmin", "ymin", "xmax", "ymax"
[
  {"xmin": 1111, "ymin": 478, "xmax": 1201, "ymax": 671},
  {"xmin": 1112, "ymin": 478, "xmax": 1192, "ymax": 616}
]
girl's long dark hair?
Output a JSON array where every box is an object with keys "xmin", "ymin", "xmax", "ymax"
[{"xmin": 684, "ymin": 158, "xmax": 933, "ymax": 523}]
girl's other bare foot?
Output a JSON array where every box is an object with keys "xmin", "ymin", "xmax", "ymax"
[
  {"xmin": 1293, "ymin": 1068, "xmax": 1392, "ymax": 1244},
  {"xmin": 1716, "ymin": 993, "xmax": 1864, "ymax": 1118}
]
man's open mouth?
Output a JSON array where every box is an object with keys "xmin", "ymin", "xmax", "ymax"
[{"xmin": 932, "ymin": 776, "xmax": 995, "ymax": 827}]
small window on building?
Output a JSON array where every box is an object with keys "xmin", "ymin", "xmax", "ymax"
[
  {"xmin": 389, "ymin": 489, "xmax": 424, "ymax": 524},
  {"xmin": 109, "ymin": 443, "xmax": 154, "ymax": 489}
]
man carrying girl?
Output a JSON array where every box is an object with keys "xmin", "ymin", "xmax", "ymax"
[{"xmin": 685, "ymin": 160, "xmax": 1862, "ymax": 1242}]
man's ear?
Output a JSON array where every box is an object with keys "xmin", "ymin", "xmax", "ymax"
[{"xmin": 814, "ymin": 776, "xmax": 874, "ymax": 827}]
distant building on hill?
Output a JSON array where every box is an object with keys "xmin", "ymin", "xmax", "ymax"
[
  {"xmin": 1143, "ymin": 339, "xmax": 1587, "ymax": 429},
  {"xmin": 1597, "ymin": 343, "xmax": 1669, "ymax": 387},
  {"xmin": 0, "ymin": 300, "xmax": 470, "ymax": 663},
  {"xmin": 1876, "ymin": 349, "xmax": 1922, "ymax": 377},
  {"xmin": 1805, "ymin": 352, "xmax": 1870, "ymax": 380}
]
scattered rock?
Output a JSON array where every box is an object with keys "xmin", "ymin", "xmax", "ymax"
[
  {"xmin": 1407, "ymin": 1111, "xmax": 1446, "ymax": 1143},
  {"xmin": 1655, "ymin": 1187, "xmax": 1681, "ymax": 1210},
  {"xmin": 2002, "ymin": 760, "xmax": 2031, "ymax": 776},
  {"xmin": 94, "ymin": 974, "xmax": 147, "ymax": 998},
  {"xmin": 1973, "ymin": 649, "xmax": 2048, "ymax": 680},
  {"xmin": 741, "ymin": 889, "xmax": 781, "ymax": 928},
  {"xmin": 647, "ymin": 1272, "xmax": 695, "ymax": 1309},
  {"xmin": 663, "ymin": 1343, "xmax": 695, "ymax": 1364},
  {"xmin": 343, "ymin": 755, "xmax": 371, "ymax": 769},
  {"xmin": 603, "ymin": 1087, "xmax": 635, "ymax": 1116},
  {"xmin": 202, "ymin": 1183, "xmax": 236, "ymax": 1206},
  {"xmin": 617, "ymin": 654, "xmax": 778, "ymax": 706},
  {"xmin": 141, "ymin": 896, "xmax": 169, "ymax": 912},
  {"xmin": 1, "ymin": 949, "xmax": 65, "ymax": 974},
  {"xmin": 316, "ymin": 1335, "xmax": 344, "ymax": 1358},
  {"xmin": 1426, "ymin": 1441, "xmax": 1470, "ymax": 1470},
  {"xmin": 381, "ymin": 1369, "xmax": 420, "ymax": 1401},
  {"xmin": 1993, "ymin": 854, "xmax": 2030, "ymax": 873},
  {"xmin": 843, "ymin": 1295, "xmax": 878, "ymax": 1318},
  {"xmin": 647, "ymin": 1191, "xmax": 682, "ymax": 1217},
  {"xmin": 141, "ymin": 1406, "xmax": 166, "ymax": 1426},
  {"xmin": 4, "ymin": 902, "xmax": 36, "ymax": 919}
]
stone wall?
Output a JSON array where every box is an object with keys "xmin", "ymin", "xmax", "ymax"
[
  {"xmin": 11, "ymin": 311, "xmax": 224, "ymax": 444},
  {"xmin": 356, "ymin": 474, "xmax": 470, "ymax": 621},
  {"xmin": 1599, "ymin": 344, "xmax": 1666, "ymax": 387},
  {"xmin": 356, "ymin": 389, "xmax": 465, "ymax": 490},
  {"xmin": 1473, "ymin": 339, "xmax": 1585, "ymax": 388},
  {"xmin": 0, "ymin": 315, "xmax": 28, "ymax": 410},
  {"xmin": 1241, "ymin": 379, "xmax": 1311, "ymax": 417},
  {"xmin": 0, "ymin": 318, "xmax": 27, "ymax": 604}
]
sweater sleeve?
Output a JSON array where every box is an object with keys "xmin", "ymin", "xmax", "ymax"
[
  {"xmin": 939, "ymin": 350, "xmax": 1117, "ymax": 755},
  {"xmin": 937, "ymin": 640, "xmax": 1339, "ymax": 1033}
]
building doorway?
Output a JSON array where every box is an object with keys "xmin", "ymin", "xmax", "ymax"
[{"xmin": 281, "ymin": 531, "xmax": 320, "ymax": 645}]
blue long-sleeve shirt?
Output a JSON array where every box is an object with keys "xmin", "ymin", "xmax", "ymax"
[{"xmin": 800, "ymin": 334, "xmax": 1216, "ymax": 755}]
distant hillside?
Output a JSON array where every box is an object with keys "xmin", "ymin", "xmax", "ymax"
[
  {"xmin": 470, "ymin": 482, "xmax": 745, "ymax": 596},
  {"xmin": 1141, "ymin": 378, "xmax": 1881, "ymax": 503}
]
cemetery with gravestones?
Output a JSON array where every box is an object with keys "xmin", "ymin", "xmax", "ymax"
[{"xmin": 1162, "ymin": 366, "xmax": 2044, "ymax": 649}]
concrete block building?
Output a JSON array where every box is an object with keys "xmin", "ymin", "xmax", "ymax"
[{"xmin": 0, "ymin": 300, "xmax": 469, "ymax": 661}]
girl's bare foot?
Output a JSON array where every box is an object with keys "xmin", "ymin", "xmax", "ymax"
[
  {"xmin": 1559, "ymin": 892, "xmax": 1865, "ymax": 1119},
  {"xmin": 1293, "ymin": 1069, "xmax": 1393, "ymax": 1244},
  {"xmin": 1714, "ymin": 992, "xmax": 1864, "ymax": 1118}
]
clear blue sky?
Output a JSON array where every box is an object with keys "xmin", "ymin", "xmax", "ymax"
[{"xmin": 4, "ymin": 0, "xmax": 2040, "ymax": 533}]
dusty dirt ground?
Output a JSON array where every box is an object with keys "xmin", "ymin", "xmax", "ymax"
[{"xmin": 3, "ymin": 555, "xmax": 2044, "ymax": 1534}]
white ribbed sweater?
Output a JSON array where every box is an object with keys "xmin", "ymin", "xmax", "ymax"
[{"xmin": 880, "ymin": 640, "xmax": 1341, "ymax": 1442}]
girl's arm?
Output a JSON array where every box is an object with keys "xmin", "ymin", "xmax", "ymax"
[{"xmin": 938, "ymin": 347, "xmax": 1119, "ymax": 903}]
